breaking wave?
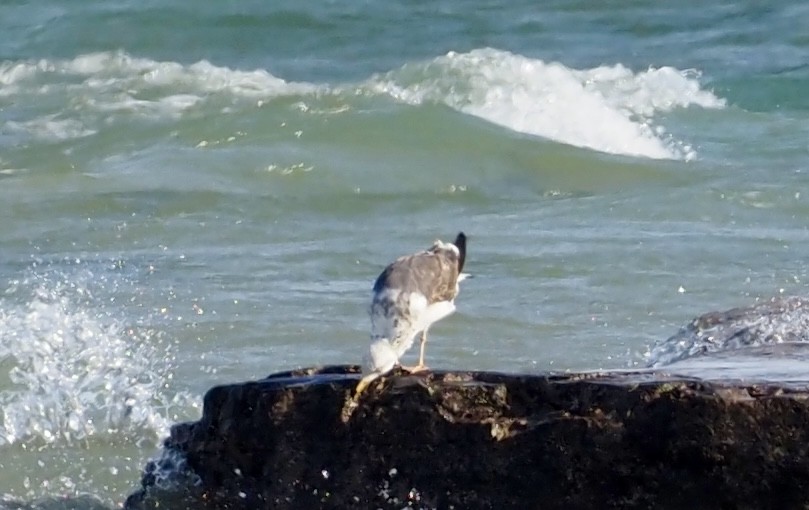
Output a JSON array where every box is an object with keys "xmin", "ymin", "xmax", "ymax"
[
  {"xmin": 365, "ymin": 48, "xmax": 726, "ymax": 160},
  {"xmin": 0, "ymin": 48, "xmax": 724, "ymax": 159},
  {"xmin": 0, "ymin": 50, "xmax": 318, "ymax": 142}
]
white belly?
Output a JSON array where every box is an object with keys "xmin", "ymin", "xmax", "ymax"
[{"xmin": 366, "ymin": 288, "xmax": 456, "ymax": 373}]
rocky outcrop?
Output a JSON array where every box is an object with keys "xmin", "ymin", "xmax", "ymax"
[{"xmin": 125, "ymin": 364, "xmax": 809, "ymax": 510}]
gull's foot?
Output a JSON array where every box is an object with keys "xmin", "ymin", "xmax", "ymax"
[
  {"xmin": 400, "ymin": 364, "xmax": 430, "ymax": 374},
  {"xmin": 354, "ymin": 377, "xmax": 373, "ymax": 397}
]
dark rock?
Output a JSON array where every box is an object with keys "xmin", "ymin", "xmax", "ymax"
[{"xmin": 125, "ymin": 365, "xmax": 809, "ymax": 510}]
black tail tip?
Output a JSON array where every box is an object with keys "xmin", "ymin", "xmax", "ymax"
[{"xmin": 454, "ymin": 232, "xmax": 467, "ymax": 272}]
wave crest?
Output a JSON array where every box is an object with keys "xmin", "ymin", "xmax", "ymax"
[
  {"xmin": 365, "ymin": 48, "xmax": 725, "ymax": 160},
  {"xmin": 0, "ymin": 51, "xmax": 318, "ymax": 141},
  {"xmin": 1, "ymin": 48, "xmax": 725, "ymax": 159}
]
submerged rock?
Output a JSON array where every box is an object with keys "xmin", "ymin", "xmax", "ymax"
[{"xmin": 125, "ymin": 364, "xmax": 809, "ymax": 510}]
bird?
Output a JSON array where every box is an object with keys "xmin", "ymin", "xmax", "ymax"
[{"xmin": 354, "ymin": 232, "xmax": 468, "ymax": 397}]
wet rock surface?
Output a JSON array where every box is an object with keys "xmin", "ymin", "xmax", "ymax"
[{"xmin": 125, "ymin": 364, "xmax": 809, "ymax": 510}]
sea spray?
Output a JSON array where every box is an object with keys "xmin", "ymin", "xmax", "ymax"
[{"xmin": 0, "ymin": 262, "xmax": 197, "ymax": 447}]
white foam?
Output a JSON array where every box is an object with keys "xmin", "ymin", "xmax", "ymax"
[
  {"xmin": 0, "ymin": 59, "xmax": 51, "ymax": 89},
  {"xmin": 0, "ymin": 51, "xmax": 319, "ymax": 141},
  {"xmin": 645, "ymin": 297, "xmax": 809, "ymax": 368},
  {"xmin": 0, "ymin": 269, "xmax": 196, "ymax": 447},
  {"xmin": 5, "ymin": 116, "xmax": 96, "ymax": 141},
  {"xmin": 0, "ymin": 157, "xmax": 25, "ymax": 176},
  {"xmin": 365, "ymin": 48, "xmax": 726, "ymax": 160},
  {"xmin": 0, "ymin": 49, "xmax": 724, "ymax": 156},
  {"xmin": 0, "ymin": 51, "xmax": 316, "ymax": 97}
]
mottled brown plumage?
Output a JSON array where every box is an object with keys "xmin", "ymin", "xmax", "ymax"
[
  {"xmin": 355, "ymin": 232, "xmax": 468, "ymax": 397},
  {"xmin": 373, "ymin": 232, "xmax": 465, "ymax": 306}
]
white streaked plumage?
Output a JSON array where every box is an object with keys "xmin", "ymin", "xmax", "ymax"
[{"xmin": 354, "ymin": 232, "xmax": 468, "ymax": 396}]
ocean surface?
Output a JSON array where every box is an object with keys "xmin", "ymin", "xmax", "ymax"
[{"xmin": 1, "ymin": 1, "xmax": 809, "ymax": 507}]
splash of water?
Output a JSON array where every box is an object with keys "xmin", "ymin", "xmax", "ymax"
[
  {"xmin": 0, "ymin": 265, "xmax": 195, "ymax": 447},
  {"xmin": 0, "ymin": 494, "xmax": 111, "ymax": 510},
  {"xmin": 645, "ymin": 296, "xmax": 809, "ymax": 367}
]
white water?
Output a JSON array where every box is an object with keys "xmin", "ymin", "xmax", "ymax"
[
  {"xmin": 1, "ymin": 49, "xmax": 725, "ymax": 161},
  {"xmin": 0, "ymin": 266, "xmax": 198, "ymax": 448},
  {"xmin": 645, "ymin": 296, "xmax": 809, "ymax": 369},
  {"xmin": 0, "ymin": 51, "xmax": 319, "ymax": 142},
  {"xmin": 368, "ymin": 48, "xmax": 726, "ymax": 160}
]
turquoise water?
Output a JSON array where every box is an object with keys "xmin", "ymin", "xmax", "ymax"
[{"xmin": 2, "ymin": 1, "xmax": 809, "ymax": 506}]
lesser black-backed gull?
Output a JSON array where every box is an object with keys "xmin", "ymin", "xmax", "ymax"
[{"xmin": 354, "ymin": 232, "xmax": 468, "ymax": 396}]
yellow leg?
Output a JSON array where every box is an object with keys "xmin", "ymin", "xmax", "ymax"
[
  {"xmin": 418, "ymin": 328, "xmax": 429, "ymax": 368},
  {"xmin": 399, "ymin": 329, "xmax": 430, "ymax": 373},
  {"xmin": 354, "ymin": 373, "xmax": 378, "ymax": 398}
]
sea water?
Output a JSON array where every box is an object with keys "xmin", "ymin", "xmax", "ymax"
[{"xmin": 1, "ymin": 1, "xmax": 809, "ymax": 506}]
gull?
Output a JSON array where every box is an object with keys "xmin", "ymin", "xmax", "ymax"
[{"xmin": 354, "ymin": 232, "xmax": 468, "ymax": 397}]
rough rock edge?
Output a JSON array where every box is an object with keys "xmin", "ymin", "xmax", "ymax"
[{"xmin": 125, "ymin": 365, "xmax": 809, "ymax": 510}]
